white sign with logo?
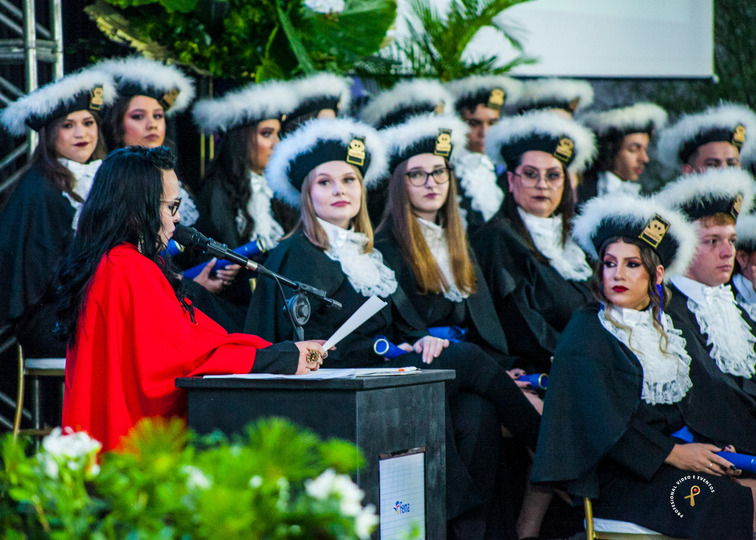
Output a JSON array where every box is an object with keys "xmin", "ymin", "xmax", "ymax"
[{"xmin": 379, "ymin": 450, "xmax": 425, "ymax": 539}]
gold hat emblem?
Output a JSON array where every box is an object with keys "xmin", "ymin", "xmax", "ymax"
[
  {"xmin": 89, "ymin": 86, "xmax": 104, "ymax": 110},
  {"xmin": 160, "ymin": 88, "xmax": 179, "ymax": 110},
  {"xmin": 639, "ymin": 214, "xmax": 670, "ymax": 249},
  {"xmin": 732, "ymin": 124, "xmax": 746, "ymax": 148},
  {"xmin": 346, "ymin": 136, "xmax": 366, "ymax": 167},
  {"xmin": 732, "ymin": 193, "xmax": 743, "ymax": 218},
  {"xmin": 553, "ymin": 137, "xmax": 574, "ymax": 163},
  {"xmin": 487, "ymin": 88, "xmax": 505, "ymax": 110},
  {"xmin": 434, "ymin": 129, "xmax": 452, "ymax": 157},
  {"xmin": 434, "ymin": 101, "xmax": 445, "ymax": 114}
]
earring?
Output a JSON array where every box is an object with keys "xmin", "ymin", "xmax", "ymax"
[{"xmin": 138, "ymin": 233, "xmax": 145, "ymax": 254}]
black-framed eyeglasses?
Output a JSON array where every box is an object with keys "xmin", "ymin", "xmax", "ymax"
[
  {"xmin": 512, "ymin": 167, "xmax": 565, "ymax": 190},
  {"xmin": 161, "ymin": 197, "xmax": 182, "ymax": 216},
  {"xmin": 405, "ymin": 167, "xmax": 451, "ymax": 186}
]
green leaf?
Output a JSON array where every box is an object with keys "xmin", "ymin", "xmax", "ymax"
[{"xmin": 276, "ymin": 0, "xmax": 316, "ymax": 75}]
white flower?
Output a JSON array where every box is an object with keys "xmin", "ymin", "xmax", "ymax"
[
  {"xmin": 304, "ymin": 0, "xmax": 344, "ymax": 14},
  {"xmin": 182, "ymin": 465, "xmax": 212, "ymax": 490},
  {"xmin": 38, "ymin": 453, "xmax": 59, "ymax": 479},
  {"xmin": 42, "ymin": 427, "xmax": 101, "ymax": 460},
  {"xmin": 355, "ymin": 505, "xmax": 379, "ymax": 539},
  {"xmin": 249, "ymin": 475, "xmax": 263, "ymax": 489},
  {"xmin": 306, "ymin": 469, "xmax": 366, "ymax": 516},
  {"xmin": 305, "ymin": 468, "xmax": 336, "ymax": 500}
]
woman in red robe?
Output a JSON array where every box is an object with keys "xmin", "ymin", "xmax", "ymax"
[{"xmin": 56, "ymin": 146, "xmax": 325, "ymax": 452}]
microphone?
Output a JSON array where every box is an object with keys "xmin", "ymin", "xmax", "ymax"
[
  {"xmin": 182, "ymin": 239, "xmax": 267, "ymax": 279},
  {"xmin": 172, "ymin": 226, "xmax": 342, "ymax": 309}
]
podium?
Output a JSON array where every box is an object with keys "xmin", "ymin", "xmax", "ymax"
[{"xmin": 176, "ymin": 370, "xmax": 454, "ymax": 539}]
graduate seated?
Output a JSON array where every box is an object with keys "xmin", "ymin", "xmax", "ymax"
[
  {"xmin": 56, "ymin": 146, "xmax": 326, "ymax": 452},
  {"xmin": 534, "ymin": 193, "xmax": 756, "ymax": 540},
  {"xmin": 734, "ymin": 213, "xmax": 756, "ymax": 321}
]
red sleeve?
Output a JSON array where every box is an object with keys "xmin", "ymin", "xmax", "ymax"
[{"xmin": 63, "ymin": 244, "xmax": 273, "ymax": 452}]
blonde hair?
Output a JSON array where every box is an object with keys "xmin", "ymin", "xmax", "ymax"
[
  {"xmin": 298, "ymin": 163, "xmax": 374, "ymax": 252},
  {"xmin": 379, "ymin": 158, "xmax": 476, "ymax": 295}
]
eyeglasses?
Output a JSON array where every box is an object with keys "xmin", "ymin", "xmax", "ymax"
[
  {"xmin": 161, "ymin": 197, "xmax": 182, "ymax": 216},
  {"xmin": 512, "ymin": 168, "xmax": 565, "ymax": 190},
  {"xmin": 406, "ymin": 167, "xmax": 451, "ymax": 186}
]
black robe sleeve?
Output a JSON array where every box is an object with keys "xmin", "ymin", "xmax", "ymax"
[
  {"xmin": 0, "ymin": 167, "xmax": 73, "ymax": 356},
  {"xmin": 244, "ymin": 232, "xmax": 401, "ymax": 368},
  {"xmin": 472, "ymin": 216, "xmax": 592, "ymax": 372},
  {"xmin": 375, "ymin": 222, "xmax": 515, "ymax": 368}
]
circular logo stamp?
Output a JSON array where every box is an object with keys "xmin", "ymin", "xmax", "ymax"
[{"xmin": 669, "ymin": 474, "xmax": 715, "ymax": 518}]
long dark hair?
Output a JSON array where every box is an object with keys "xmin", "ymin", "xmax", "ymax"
[
  {"xmin": 590, "ymin": 236, "xmax": 670, "ymax": 350},
  {"xmin": 202, "ymin": 123, "xmax": 259, "ymax": 239},
  {"xmin": 502, "ymin": 158, "xmax": 574, "ymax": 264},
  {"xmin": 377, "ymin": 159, "xmax": 476, "ymax": 295},
  {"xmin": 55, "ymin": 146, "xmax": 192, "ymax": 343}
]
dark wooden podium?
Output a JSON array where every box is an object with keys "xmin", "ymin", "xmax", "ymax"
[{"xmin": 176, "ymin": 370, "xmax": 454, "ymax": 539}]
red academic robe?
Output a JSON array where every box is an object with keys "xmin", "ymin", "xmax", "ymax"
[{"xmin": 62, "ymin": 243, "xmax": 270, "ymax": 452}]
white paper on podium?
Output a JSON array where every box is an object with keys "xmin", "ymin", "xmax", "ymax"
[{"xmin": 323, "ymin": 295, "xmax": 387, "ymax": 351}]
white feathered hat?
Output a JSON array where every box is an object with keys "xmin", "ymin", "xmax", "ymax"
[
  {"xmin": 286, "ymin": 73, "xmax": 352, "ymax": 122},
  {"xmin": 514, "ymin": 78, "xmax": 594, "ymax": 115},
  {"xmin": 656, "ymin": 103, "xmax": 756, "ymax": 168},
  {"xmin": 655, "ymin": 168, "xmax": 755, "ymax": 222},
  {"xmin": 360, "ymin": 79, "xmax": 454, "ymax": 129},
  {"xmin": 485, "ymin": 111, "xmax": 597, "ymax": 174},
  {"xmin": 96, "ymin": 56, "xmax": 195, "ymax": 115},
  {"xmin": 445, "ymin": 75, "xmax": 522, "ymax": 114},
  {"xmin": 736, "ymin": 213, "xmax": 756, "ymax": 252},
  {"xmin": 1, "ymin": 68, "xmax": 117, "ymax": 136},
  {"xmin": 192, "ymin": 80, "xmax": 297, "ymax": 134},
  {"xmin": 580, "ymin": 102, "xmax": 668, "ymax": 139},
  {"xmin": 380, "ymin": 113, "xmax": 468, "ymax": 173},
  {"xmin": 265, "ymin": 118, "xmax": 388, "ymax": 207},
  {"xmin": 572, "ymin": 192, "xmax": 698, "ymax": 278}
]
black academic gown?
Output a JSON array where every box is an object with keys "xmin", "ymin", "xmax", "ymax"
[
  {"xmin": 576, "ymin": 169, "xmax": 599, "ymax": 205},
  {"xmin": 666, "ymin": 284, "xmax": 756, "ymax": 404},
  {"xmin": 0, "ymin": 167, "xmax": 72, "ymax": 357},
  {"xmin": 375, "ymin": 220, "xmax": 515, "ymax": 368},
  {"xmin": 472, "ymin": 214, "xmax": 593, "ymax": 372},
  {"xmin": 244, "ymin": 231, "xmax": 542, "ymax": 530},
  {"xmin": 532, "ymin": 304, "xmax": 756, "ymax": 540}
]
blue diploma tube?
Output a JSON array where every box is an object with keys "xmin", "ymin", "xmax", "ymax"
[
  {"xmin": 717, "ymin": 452, "xmax": 756, "ymax": 473},
  {"xmin": 162, "ymin": 239, "xmax": 184, "ymax": 257},
  {"xmin": 518, "ymin": 373, "xmax": 548, "ymax": 390},
  {"xmin": 182, "ymin": 238, "xmax": 266, "ymax": 279},
  {"xmin": 374, "ymin": 336, "xmax": 407, "ymax": 359}
]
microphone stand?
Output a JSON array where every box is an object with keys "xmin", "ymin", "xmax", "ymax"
[{"xmin": 179, "ymin": 233, "xmax": 342, "ymax": 341}]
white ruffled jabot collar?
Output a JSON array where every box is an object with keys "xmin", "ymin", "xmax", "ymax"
[
  {"xmin": 733, "ymin": 274, "xmax": 756, "ymax": 308},
  {"xmin": 452, "ymin": 149, "xmax": 504, "ymax": 223},
  {"xmin": 416, "ymin": 217, "xmax": 470, "ymax": 302},
  {"xmin": 597, "ymin": 170, "xmax": 642, "ymax": 197},
  {"xmin": 58, "ymin": 158, "xmax": 102, "ymax": 229},
  {"xmin": 318, "ymin": 218, "xmax": 397, "ymax": 298},
  {"xmin": 518, "ymin": 208, "xmax": 593, "ymax": 281},
  {"xmin": 671, "ymin": 275, "xmax": 756, "ymax": 379},
  {"xmin": 598, "ymin": 304, "xmax": 692, "ymax": 405},
  {"xmin": 243, "ymin": 170, "xmax": 284, "ymax": 249}
]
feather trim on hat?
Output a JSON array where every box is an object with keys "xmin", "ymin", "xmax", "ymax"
[
  {"xmin": 580, "ymin": 102, "xmax": 668, "ymax": 137},
  {"xmin": 515, "ymin": 78, "xmax": 594, "ymax": 113},
  {"xmin": 289, "ymin": 73, "xmax": 352, "ymax": 116},
  {"xmin": 360, "ymin": 79, "xmax": 454, "ymax": 128},
  {"xmin": 96, "ymin": 56, "xmax": 195, "ymax": 115},
  {"xmin": 1, "ymin": 69, "xmax": 117, "ymax": 136},
  {"xmin": 380, "ymin": 113, "xmax": 468, "ymax": 173},
  {"xmin": 572, "ymin": 193, "xmax": 698, "ymax": 278},
  {"xmin": 736, "ymin": 213, "xmax": 756, "ymax": 251},
  {"xmin": 445, "ymin": 75, "xmax": 522, "ymax": 108},
  {"xmin": 485, "ymin": 111, "xmax": 597, "ymax": 174},
  {"xmin": 265, "ymin": 118, "xmax": 388, "ymax": 207},
  {"xmin": 656, "ymin": 103, "xmax": 756, "ymax": 168},
  {"xmin": 655, "ymin": 168, "xmax": 756, "ymax": 221},
  {"xmin": 192, "ymin": 80, "xmax": 297, "ymax": 134}
]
